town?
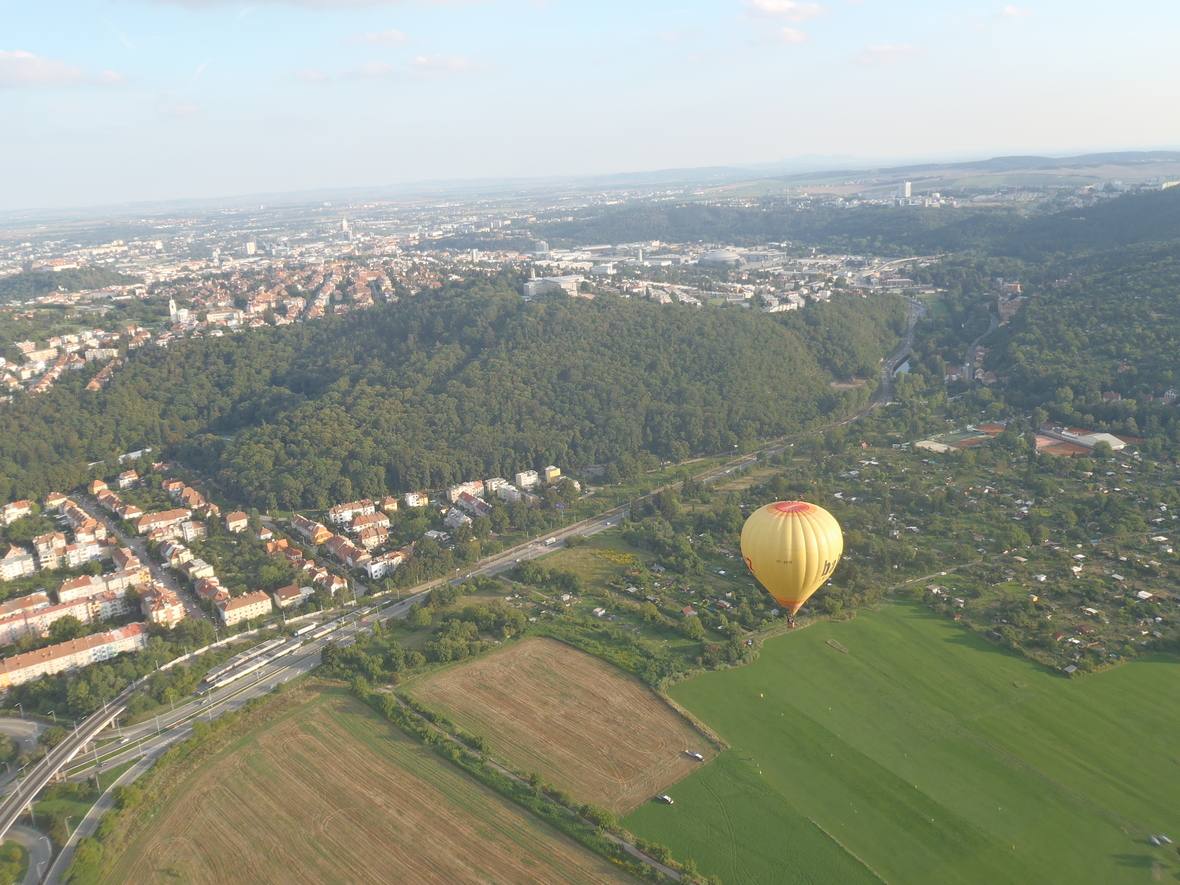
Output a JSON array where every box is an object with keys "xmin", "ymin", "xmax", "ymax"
[
  {"xmin": 8, "ymin": 161, "xmax": 1172, "ymax": 403},
  {"xmin": 0, "ymin": 458, "xmax": 581, "ymax": 692}
]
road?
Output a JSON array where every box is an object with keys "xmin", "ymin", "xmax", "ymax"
[
  {"xmin": 876, "ymin": 295, "xmax": 924, "ymax": 405},
  {"xmin": 5, "ymin": 823, "xmax": 51, "ymax": 885},
  {"xmin": 76, "ymin": 497, "xmax": 207, "ymax": 622},
  {"xmin": 0, "ymin": 684, "xmax": 134, "ymax": 843},
  {"xmin": 0, "ymin": 719, "xmax": 43, "ymax": 758},
  {"xmin": 0, "ymin": 719, "xmax": 46, "ymax": 792},
  {"xmin": 44, "ymin": 755, "xmax": 153, "ymax": 885},
  {"xmin": 39, "ymin": 305, "xmax": 928, "ymax": 877},
  {"xmin": 962, "ymin": 309, "xmax": 999, "ymax": 387}
]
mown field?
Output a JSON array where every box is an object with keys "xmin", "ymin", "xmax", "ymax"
[
  {"xmin": 102, "ymin": 686, "xmax": 630, "ymax": 885},
  {"xmin": 410, "ymin": 637, "xmax": 714, "ymax": 814},
  {"xmin": 625, "ymin": 604, "xmax": 1180, "ymax": 884}
]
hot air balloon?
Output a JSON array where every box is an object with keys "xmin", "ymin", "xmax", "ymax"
[{"xmin": 740, "ymin": 501, "xmax": 842, "ymax": 624}]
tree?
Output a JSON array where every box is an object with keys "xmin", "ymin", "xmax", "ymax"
[
  {"xmin": 681, "ymin": 615, "xmax": 705, "ymax": 640},
  {"xmin": 48, "ymin": 616, "xmax": 87, "ymax": 644}
]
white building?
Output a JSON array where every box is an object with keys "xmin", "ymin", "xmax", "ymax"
[
  {"xmin": 523, "ymin": 275, "xmax": 584, "ymax": 299},
  {"xmin": 0, "ymin": 547, "xmax": 36, "ymax": 582},
  {"xmin": 328, "ymin": 499, "xmax": 376, "ymax": 526},
  {"xmin": 0, "ymin": 623, "xmax": 149, "ymax": 690},
  {"xmin": 447, "ymin": 480, "xmax": 485, "ymax": 504},
  {"xmin": 365, "ymin": 549, "xmax": 408, "ymax": 581},
  {"xmin": 515, "ymin": 470, "xmax": 540, "ymax": 490},
  {"xmin": 217, "ymin": 590, "xmax": 273, "ymax": 627}
]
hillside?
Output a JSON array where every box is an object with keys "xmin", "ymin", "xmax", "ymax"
[
  {"xmin": 537, "ymin": 202, "xmax": 1020, "ymax": 254},
  {"xmin": 0, "ymin": 266, "xmax": 141, "ymax": 302},
  {"xmin": 0, "ymin": 279, "xmax": 905, "ymax": 508},
  {"xmin": 991, "ymin": 242, "xmax": 1180, "ymax": 435},
  {"xmin": 537, "ymin": 188, "xmax": 1180, "ymax": 259}
]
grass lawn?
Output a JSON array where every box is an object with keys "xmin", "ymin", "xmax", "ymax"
[{"xmin": 625, "ymin": 604, "xmax": 1180, "ymax": 884}]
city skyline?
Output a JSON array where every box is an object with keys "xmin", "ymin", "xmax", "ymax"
[{"xmin": 5, "ymin": 0, "xmax": 1180, "ymax": 210}]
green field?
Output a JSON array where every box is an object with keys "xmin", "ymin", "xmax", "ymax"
[{"xmin": 625, "ymin": 604, "xmax": 1180, "ymax": 884}]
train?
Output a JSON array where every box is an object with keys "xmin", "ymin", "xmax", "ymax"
[
  {"xmin": 202, "ymin": 637, "xmax": 286, "ymax": 685},
  {"xmin": 197, "ymin": 614, "xmax": 356, "ymax": 695},
  {"xmin": 198, "ymin": 638, "xmax": 306, "ymax": 694}
]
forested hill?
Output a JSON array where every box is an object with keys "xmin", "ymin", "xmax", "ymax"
[
  {"xmin": 538, "ymin": 203, "xmax": 1019, "ymax": 255},
  {"xmin": 996, "ymin": 188, "xmax": 1180, "ymax": 258},
  {"xmin": 0, "ymin": 266, "xmax": 142, "ymax": 302},
  {"xmin": 0, "ymin": 279, "xmax": 906, "ymax": 508},
  {"xmin": 536, "ymin": 188, "xmax": 1180, "ymax": 259},
  {"xmin": 993, "ymin": 241, "xmax": 1180, "ymax": 409}
]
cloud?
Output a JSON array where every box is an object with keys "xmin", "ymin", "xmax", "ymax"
[
  {"xmin": 346, "ymin": 60, "xmax": 397, "ymax": 79},
  {"xmin": 352, "ymin": 28, "xmax": 408, "ymax": 44},
  {"xmin": 409, "ymin": 55, "xmax": 475, "ymax": 74},
  {"xmin": 150, "ymin": 0, "xmax": 482, "ymax": 7},
  {"xmin": 156, "ymin": 96, "xmax": 200, "ymax": 117},
  {"xmin": 0, "ymin": 50, "xmax": 124, "ymax": 88},
  {"xmin": 744, "ymin": 0, "xmax": 823, "ymax": 22},
  {"xmin": 779, "ymin": 27, "xmax": 808, "ymax": 44},
  {"xmin": 295, "ymin": 67, "xmax": 331, "ymax": 82},
  {"xmin": 856, "ymin": 43, "xmax": 919, "ymax": 65},
  {"xmin": 1000, "ymin": 4, "xmax": 1031, "ymax": 17}
]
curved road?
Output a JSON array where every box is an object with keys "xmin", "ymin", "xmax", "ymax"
[{"xmin": 6, "ymin": 824, "xmax": 51, "ymax": 885}]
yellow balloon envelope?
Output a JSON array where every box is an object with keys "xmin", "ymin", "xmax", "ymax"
[{"xmin": 740, "ymin": 501, "xmax": 843, "ymax": 616}]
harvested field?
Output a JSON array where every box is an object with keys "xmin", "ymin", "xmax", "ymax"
[
  {"xmin": 411, "ymin": 637, "xmax": 714, "ymax": 813},
  {"xmin": 104, "ymin": 687, "xmax": 628, "ymax": 885}
]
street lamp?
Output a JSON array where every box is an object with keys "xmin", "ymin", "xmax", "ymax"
[
  {"xmin": 47, "ymin": 710, "xmax": 56, "ymax": 724},
  {"xmin": 14, "ymin": 703, "xmax": 22, "ymax": 719}
]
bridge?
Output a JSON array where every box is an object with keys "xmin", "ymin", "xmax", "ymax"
[{"xmin": 0, "ymin": 680, "xmax": 140, "ymax": 841}]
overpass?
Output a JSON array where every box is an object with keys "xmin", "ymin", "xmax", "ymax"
[{"xmin": 0, "ymin": 680, "xmax": 139, "ymax": 841}]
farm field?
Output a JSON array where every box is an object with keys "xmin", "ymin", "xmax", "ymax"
[
  {"xmin": 410, "ymin": 637, "xmax": 715, "ymax": 814},
  {"xmin": 624, "ymin": 604, "xmax": 1180, "ymax": 885},
  {"xmin": 102, "ymin": 686, "xmax": 630, "ymax": 885}
]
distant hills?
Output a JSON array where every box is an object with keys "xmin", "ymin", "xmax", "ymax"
[
  {"xmin": 538, "ymin": 182, "xmax": 1180, "ymax": 257},
  {"xmin": 702, "ymin": 151, "xmax": 1180, "ymax": 199},
  {"xmin": 5, "ymin": 151, "xmax": 1179, "ymax": 223}
]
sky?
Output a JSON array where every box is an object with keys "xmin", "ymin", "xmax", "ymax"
[{"xmin": 3, "ymin": 0, "xmax": 1180, "ymax": 210}]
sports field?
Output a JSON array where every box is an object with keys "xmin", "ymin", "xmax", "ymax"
[
  {"xmin": 411, "ymin": 637, "xmax": 715, "ymax": 813},
  {"xmin": 103, "ymin": 687, "xmax": 629, "ymax": 885},
  {"xmin": 625, "ymin": 604, "xmax": 1180, "ymax": 884}
]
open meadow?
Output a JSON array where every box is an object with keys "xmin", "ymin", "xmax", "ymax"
[
  {"xmin": 410, "ymin": 637, "xmax": 715, "ymax": 814},
  {"xmin": 624, "ymin": 604, "xmax": 1180, "ymax": 885},
  {"xmin": 101, "ymin": 686, "xmax": 630, "ymax": 885}
]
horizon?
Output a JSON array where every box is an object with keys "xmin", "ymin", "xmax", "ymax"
[
  {"xmin": 5, "ymin": 144, "xmax": 1180, "ymax": 219},
  {"xmin": 7, "ymin": 0, "xmax": 1180, "ymax": 212}
]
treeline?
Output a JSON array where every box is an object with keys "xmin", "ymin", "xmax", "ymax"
[
  {"xmin": 0, "ymin": 277, "xmax": 905, "ymax": 508},
  {"xmin": 537, "ymin": 202, "xmax": 1021, "ymax": 255},
  {"xmin": 535, "ymin": 188, "xmax": 1180, "ymax": 260},
  {"xmin": 0, "ymin": 266, "xmax": 141, "ymax": 302}
]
